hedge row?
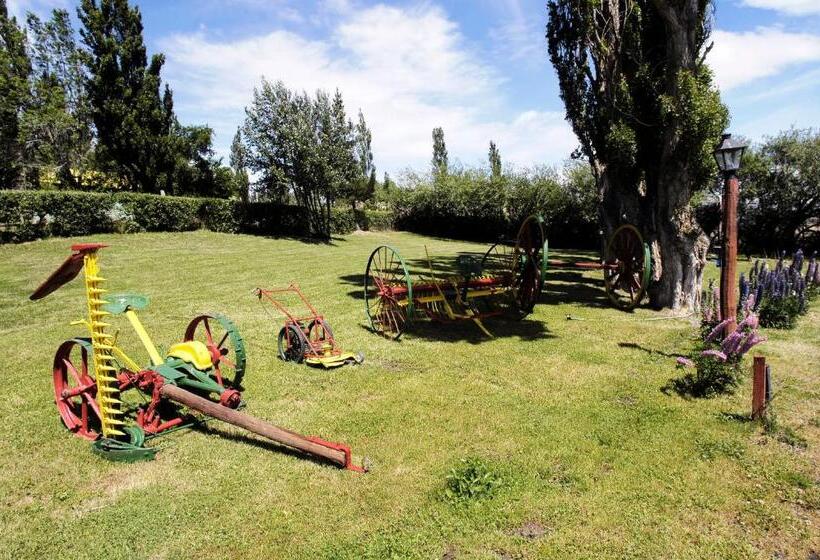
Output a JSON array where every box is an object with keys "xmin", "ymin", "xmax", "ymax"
[{"xmin": 0, "ymin": 190, "xmax": 392, "ymax": 243}]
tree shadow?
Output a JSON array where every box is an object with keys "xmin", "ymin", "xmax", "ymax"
[
  {"xmin": 257, "ymin": 233, "xmax": 348, "ymax": 246},
  {"xmin": 541, "ymin": 269, "xmax": 611, "ymax": 308},
  {"xmin": 617, "ymin": 342, "xmax": 680, "ymax": 359},
  {"xmin": 191, "ymin": 422, "xmax": 345, "ymax": 470}
]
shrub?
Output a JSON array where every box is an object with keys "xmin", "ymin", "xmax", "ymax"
[
  {"xmin": 672, "ymin": 313, "xmax": 766, "ymax": 398},
  {"xmin": 749, "ymin": 251, "xmax": 817, "ymax": 329},
  {"xmin": 330, "ymin": 207, "xmax": 357, "ymax": 235}
]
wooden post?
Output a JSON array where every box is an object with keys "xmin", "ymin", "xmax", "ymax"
[
  {"xmin": 720, "ymin": 172, "xmax": 739, "ymax": 334},
  {"xmin": 160, "ymin": 384, "xmax": 352, "ymax": 468},
  {"xmin": 752, "ymin": 356, "xmax": 766, "ymax": 419}
]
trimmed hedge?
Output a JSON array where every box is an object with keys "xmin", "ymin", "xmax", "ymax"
[{"xmin": 0, "ymin": 190, "xmax": 393, "ymax": 243}]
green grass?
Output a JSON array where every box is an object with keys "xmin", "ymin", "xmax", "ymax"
[{"xmin": 0, "ymin": 230, "xmax": 817, "ymax": 559}]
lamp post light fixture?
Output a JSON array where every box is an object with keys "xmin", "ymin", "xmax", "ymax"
[{"xmin": 713, "ymin": 133, "xmax": 748, "ymax": 335}]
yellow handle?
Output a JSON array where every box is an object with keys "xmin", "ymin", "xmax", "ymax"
[{"xmin": 124, "ymin": 310, "xmax": 163, "ymax": 366}]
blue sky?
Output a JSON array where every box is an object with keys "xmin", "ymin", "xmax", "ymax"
[{"xmin": 9, "ymin": 0, "xmax": 820, "ymax": 177}]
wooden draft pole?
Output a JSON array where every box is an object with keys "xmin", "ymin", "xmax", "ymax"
[{"xmin": 160, "ymin": 384, "xmax": 365, "ymax": 471}]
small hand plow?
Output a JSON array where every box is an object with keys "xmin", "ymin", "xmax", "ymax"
[
  {"xmin": 364, "ymin": 216, "xmax": 547, "ymax": 339},
  {"xmin": 30, "ymin": 244, "xmax": 366, "ymax": 471},
  {"xmin": 255, "ymin": 284, "xmax": 364, "ymax": 368}
]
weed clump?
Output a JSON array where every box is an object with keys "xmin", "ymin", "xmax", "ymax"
[{"xmin": 442, "ymin": 457, "xmax": 502, "ymax": 504}]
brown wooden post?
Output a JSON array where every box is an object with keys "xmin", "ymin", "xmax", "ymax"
[
  {"xmin": 751, "ymin": 356, "xmax": 766, "ymax": 419},
  {"xmin": 720, "ymin": 172, "xmax": 739, "ymax": 334}
]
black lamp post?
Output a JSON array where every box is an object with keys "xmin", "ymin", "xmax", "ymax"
[{"xmin": 713, "ymin": 133, "xmax": 747, "ymax": 335}]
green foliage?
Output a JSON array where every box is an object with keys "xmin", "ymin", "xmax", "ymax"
[
  {"xmin": 393, "ymin": 163, "xmax": 598, "ymax": 246},
  {"xmin": 758, "ymin": 296, "xmax": 801, "ymax": 329},
  {"xmin": 22, "ymin": 9, "xmax": 93, "ymax": 189},
  {"xmin": 695, "ymin": 438, "xmax": 746, "ymax": 460},
  {"xmin": 667, "ymin": 350, "xmax": 744, "ymax": 398},
  {"xmin": 229, "ymin": 127, "xmax": 250, "ymax": 203},
  {"xmin": 242, "ymin": 81, "xmax": 365, "ymax": 238},
  {"xmin": 738, "ymin": 129, "xmax": 820, "ymax": 253},
  {"xmin": 488, "ymin": 140, "xmax": 501, "ymax": 179},
  {"xmin": 431, "ymin": 126, "xmax": 448, "ymax": 176},
  {"xmin": 0, "ymin": 190, "xmax": 328, "ymax": 242},
  {"xmin": 0, "ymin": 1, "xmax": 31, "ymax": 188},
  {"xmin": 330, "ymin": 207, "xmax": 357, "ymax": 235},
  {"xmin": 442, "ymin": 457, "xmax": 502, "ymax": 504}
]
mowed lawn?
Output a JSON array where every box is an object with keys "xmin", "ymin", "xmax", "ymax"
[{"xmin": 0, "ymin": 230, "xmax": 817, "ymax": 560}]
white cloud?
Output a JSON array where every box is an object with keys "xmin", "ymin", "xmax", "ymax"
[
  {"xmin": 739, "ymin": 0, "xmax": 820, "ymax": 16},
  {"xmin": 160, "ymin": 2, "xmax": 576, "ymax": 176},
  {"xmin": 488, "ymin": 0, "xmax": 547, "ymax": 63},
  {"xmin": 709, "ymin": 27, "xmax": 820, "ymax": 90},
  {"xmin": 6, "ymin": 0, "xmax": 66, "ymax": 19}
]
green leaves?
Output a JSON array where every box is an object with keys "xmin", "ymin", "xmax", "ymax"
[{"xmin": 442, "ymin": 457, "xmax": 502, "ymax": 504}]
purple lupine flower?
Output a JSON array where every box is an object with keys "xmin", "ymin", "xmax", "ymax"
[
  {"xmin": 720, "ymin": 330, "xmax": 744, "ymax": 356},
  {"xmin": 793, "ymin": 249, "xmax": 804, "ymax": 273},
  {"xmin": 738, "ymin": 313, "xmax": 759, "ymax": 331},
  {"xmin": 737, "ymin": 333, "xmax": 767, "ymax": 356},
  {"xmin": 705, "ymin": 318, "xmax": 732, "ymax": 343},
  {"xmin": 806, "ymin": 259, "xmax": 816, "ymax": 285},
  {"xmin": 754, "ymin": 283, "xmax": 764, "ymax": 311},
  {"xmin": 676, "ymin": 356, "xmax": 695, "ymax": 368},
  {"xmin": 701, "ymin": 349, "xmax": 728, "ymax": 362},
  {"xmin": 739, "ymin": 273, "xmax": 749, "ymax": 306},
  {"xmin": 743, "ymin": 293, "xmax": 756, "ymax": 315}
]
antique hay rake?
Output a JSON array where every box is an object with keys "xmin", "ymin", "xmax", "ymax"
[{"xmin": 363, "ymin": 216, "xmax": 547, "ymax": 339}]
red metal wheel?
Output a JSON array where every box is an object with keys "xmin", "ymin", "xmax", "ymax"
[
  {"xmin": 53, "ymin": 339, "xmax": 102, "ymax": 441},
  {"xmin": 604, "ymin": 224, "xmax": 651, "ymax": 310},
  {"xmin": 184, "ymin": 314, "xmax": 247, "ymax": 388},
  {"xmin": 364, "ymin": 245, "xmax": 411, "ymax": 339}
]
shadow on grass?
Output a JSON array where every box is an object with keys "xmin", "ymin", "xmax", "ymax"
[
  {"xmin": 618, "ymin": 342, "xmax": 679, "ymax": 359},
  {"xmin": 358, "ymin": 315, "xmax": 555, "ymax": 345},
  {"xmin": 191, "ymin": 423, "xmax": 344, "ymax": 470},
  {"xmin": 541, "ymin": 269, "xmax": 611, "ymax": 308}
]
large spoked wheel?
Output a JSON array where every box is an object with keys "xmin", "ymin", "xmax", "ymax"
[
  {"xmin": 184, "ymin": 314, "xmax": 247, "ymax": 389},
  {"xmin": 364, "ymin": 245, "xmax": 412, "ymax": 340},
  {"xmin": 53, "ymin": 338, "xmax": 101, "ymax": 441},
  {"xmin": 278, "ymin": 324, "xmax": 306, "ymax": 363},
  {"xmin": 604, "ymin": 224, "xmax": 651, "ymax": 310},
  {"xmin": 511, "ymin": 215, "xmax": 547, "ymax": 315}
]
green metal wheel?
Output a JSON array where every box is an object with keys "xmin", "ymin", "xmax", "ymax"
[
  {"xmin": 511, "ymin": 215, "xmax": 547, "ymax": 315},
  {"xmin": 364, "ymin": 245, "xmax": 412, "ymax": 339},
  {"xmin": 603, "ymin": 224, "xmax": 651, "ymax": 310},
  {"xmin": 184, "ymin": 313, "xmax": 247, "ymax": 389}
]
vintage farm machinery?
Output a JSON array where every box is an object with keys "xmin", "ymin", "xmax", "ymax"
[
  {"xmin": 255, "ymin": 284, "xmax": 364, "ymax": 368},
  {"xmin": 364, "ymin": 217, "xmax": 652, "ymax": 338},
  {"xmin": 364, "ymin": 216, "xmax": 547, "ymax": 339},
  {"xmin": 30, "ymin": 243, "xmax": 365, "ymax": 471}
]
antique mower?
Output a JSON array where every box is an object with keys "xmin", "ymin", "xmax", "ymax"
[
  {"xmin": 255, "ymin": 284, "xmax": 363, "ymax": 368},
  {"xmin": 30, "ymin": 243, "xmax": 366, "ymax": 471},
  {"xmin": 363, "ymin": 216, "xmax": 547, "ymax": 339}
]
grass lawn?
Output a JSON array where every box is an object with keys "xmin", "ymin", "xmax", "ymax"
[{"xmin": 0, "ymin": 230, "xmax": 817, "ymax": 559}]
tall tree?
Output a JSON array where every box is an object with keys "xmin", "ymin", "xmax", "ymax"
[
  {"xmin": 547, "ymin": 0, "xmax": 728, "ymax": 309},
  {"xmin": 0, "ymin": 0, "xmax": 31, "ymax": 188},
  {"xmin": 431, "ymin": 126, "xmax": 448, "ymax": 176},
  {"xmin": 78, "ymin": 0, "xmax": 176, "ymax": 192},
  {"xmin": 23, "ymin": 9, "xmax": 92, "ymax": 188},
  {"xmin": 488, "ymin": 140, "xmax": 501, "ymax": 179},
  {"xmin": 230, "ymin": 127, "xmax": 250, "ymax": 202},
  {"xmin": 243, "ymin": 80, "xmax": 360, "ymax": 238},
  {"xmin": 350, "ymin": 108, "xmax": 375, "ymax": 206}
]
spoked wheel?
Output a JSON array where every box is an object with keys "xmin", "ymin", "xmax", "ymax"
[
  {"xmin": 511, "ymin": 215, "xmax": 547, "ymax": 315},
  {"xmin": 278, "ymin": 324, "xmax": 306, "ymax": 363},
  {"xmin": 307, "ymin": 319, "xmax": 334, "ymax": 354},
  {"xmin": 604, "ymin": 224, "xmax": 651, "ymax": 310},
  {"xmin": 480, "ymin": 242, "xmax": 516, "ymax": 280},
  {"xmin": 53, "ymin": 338, "xmax": 102, "ymax": 441},
  {"xmin": 364, "ymin": 245, "xmax": 412, "ymax": 339},
  {"xmin": 184, "ymin": 314, "xmax": 247, "ymax": 389}
]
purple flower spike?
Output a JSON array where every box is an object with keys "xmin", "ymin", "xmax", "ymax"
[
  {"xmin": 738, "ymin": 333, "xmax": 767, "ymax": 356},
  {"xmin": 720, "ymin": 331, "xmax": 744, "ymax": 356},
  {"xmin": 701, "ymin": 349, "xmax": 727, "ymax": 362},
  {"xmin": 676, "ymin": 357, "xmax": 695, "ymax": 368},
  {"xmin": 705, "ymin": 319, "xmax": 731, "ymax": 343}
]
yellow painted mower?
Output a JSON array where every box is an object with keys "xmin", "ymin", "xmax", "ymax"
[{"xmin": 255, "ymin": 284, "xmax": 364, "ymax": 368}]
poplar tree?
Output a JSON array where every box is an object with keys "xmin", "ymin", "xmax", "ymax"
[
  {"xmin": 0, "ymin": 0, "xmax": 30, "ymax": 187},
  {"xmin": 431, "ymin": 126, "xmax": 448, "ymax": 176}
]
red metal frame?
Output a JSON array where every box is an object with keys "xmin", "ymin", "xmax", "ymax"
[{"xmin": 255, "ymin": 284, "xmax": 343, "ymax": 360}]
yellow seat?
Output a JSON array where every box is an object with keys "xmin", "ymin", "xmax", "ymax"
[{"xmin": 167, "ymin": 341, "xmax": 213, "ymax": 371}]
